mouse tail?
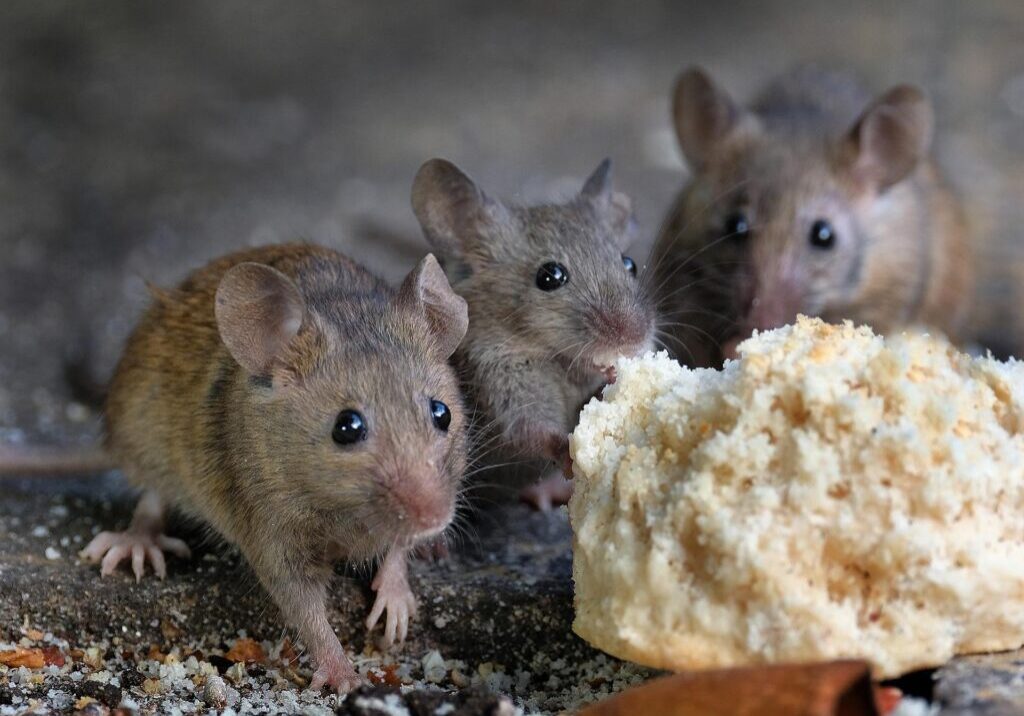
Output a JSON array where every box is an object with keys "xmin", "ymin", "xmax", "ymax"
[{"xmin": 0, "ymin": 444, "xmax": 114, "ymax": 477}]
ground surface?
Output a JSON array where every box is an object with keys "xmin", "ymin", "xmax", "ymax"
[
  {"xmin": 2, "ymin": 2, "xmax": 1024, "ymax": 714},
  {"xmin": 1, "ymin": 476, "xmax": 656, "ymax": 714}
]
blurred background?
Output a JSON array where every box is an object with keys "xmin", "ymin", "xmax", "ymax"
[{"xmin": 1, "ymin": 0, "xmax": 1022, "ymax": 447}]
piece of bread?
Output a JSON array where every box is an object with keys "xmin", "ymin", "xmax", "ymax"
[{"xmin": 569, "ymin": 316, "xmax": 1024, "ymax": 678}]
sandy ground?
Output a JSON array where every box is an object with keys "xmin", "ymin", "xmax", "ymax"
[{"xmin": 3, "ymin": 2, "xmax": 1024, "ymax": 713}]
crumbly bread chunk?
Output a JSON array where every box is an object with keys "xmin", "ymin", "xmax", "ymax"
[{"xmin": 569, "ymin": 316, "xmax": 1024, "ymax": 678}]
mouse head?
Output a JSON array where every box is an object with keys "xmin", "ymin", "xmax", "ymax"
[
  {"xmin": 412, "ymin": 158, "xmax": 655, "ymax": 381},
  {"xmin": 215, "ymin": 254, "xmax": 468, "ymax": 554},
  {"xmin": 666, "ymin": 67, "xmax": 933, "ymax": 360}
]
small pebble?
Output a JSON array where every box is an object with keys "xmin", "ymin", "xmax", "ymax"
[
  {"xmin": 203, "ymin": 675, "xmax": 229, "ymax": 707},
  {"xmin": 44, "ymin": 547, "xmax": 60, "ymax": 560}
]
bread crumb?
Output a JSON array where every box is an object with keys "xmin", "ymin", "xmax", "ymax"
[{"xmin": 570, "ymin": 316, "xmax": 1024, "ymax": 678}]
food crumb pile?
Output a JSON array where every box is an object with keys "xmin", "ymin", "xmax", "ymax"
[{"xmin": 0, "ymin": 623, "xmax": 652, "ymax": 715}]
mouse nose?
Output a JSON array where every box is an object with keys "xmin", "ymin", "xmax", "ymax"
[
  {"xmin": 390, "ymin": 477, "xmax": 454, "ymax": 537},
  {"xmin": 590, "ymin": 307, "xmax": 652, "ymax": 351}
]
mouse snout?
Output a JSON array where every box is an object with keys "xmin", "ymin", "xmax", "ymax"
[
  {"xmin": 588, "ymin": 307, "xmax": 653, "ymax": 356},
  {"xmin": 387, "ymin": 473, "xmax": 454, "ymax": 538},
  {"xmin": 727, "ymin": 272, "xmax": 804, "ymax": 359}
]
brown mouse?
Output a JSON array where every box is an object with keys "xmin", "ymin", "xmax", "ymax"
[
  {"xmin": 77, "ymin": 243, "xmax": 469, "ymax": 693},
  {"xmin": 411, "ymin": 159, "xmax": 656, "ymax": 510},
  {"xmin": 651, "ymin": 67, "xmax": 973, "ymax": 367}
]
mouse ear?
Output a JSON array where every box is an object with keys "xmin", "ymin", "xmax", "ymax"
[
  {"xmin": 397, "ymin": 253, "xmax": 468, "ymax": 358},
  {"xmin": 840, "ymin": 84, "xmax": 933, "ymax": 192},
  {"xmin": 672, "ymin": 67, "xmax": 743, "ymax": 169},
  {"xmin": 580, "ymin": 158, "xmax": 638, "ymax": 248},
  {"xmin": 215, "ymin": 262, "xmax": 306, "ymax": 376},
  {"xmin": 411, "ymin": 159, "xmax": 506, "ymax": 269}
]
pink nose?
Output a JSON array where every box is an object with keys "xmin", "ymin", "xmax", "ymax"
[
  {"xmin": 592, "ymin": 308, "xmax": 650, "ymax": 349},
  {"xmin": 391, "ymin": 481, "xmax": 453, "ymax": 535}
]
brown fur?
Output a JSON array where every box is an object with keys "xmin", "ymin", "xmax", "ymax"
[
  {"xmin": 105, "ymin": 242, "xmax": 468, "ymax": 688},
  {"xmin": 412, "ymin": 159, "xmax": 656, "ymax": 498},
  {"xmin": 652, "ymin": 68, "xmax": 973, "ymax": 367}
]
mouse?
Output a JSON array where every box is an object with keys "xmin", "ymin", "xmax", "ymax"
[
  {"xmin": 651, "ymin": 66, "xmax": 973, "ymax": 367},
  {"xmin": 76, "ymin": 243, "xmax": 469, "ymax": 694},
  {"xmin": 411, "ymin": 158, "xmax": 656, "ymax": 510}
]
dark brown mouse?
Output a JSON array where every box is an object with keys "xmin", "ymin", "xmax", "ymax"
[
  {"xmin": 78, "ymin": 243, "xmax": 469, "ymax": 693},
  {"xmin": 411, "ymin": 159, "xmax": 656, "ymax": 509},
  {"xmin": 652, "ymin": 67, "xmax": 973, "ymax": 367}
]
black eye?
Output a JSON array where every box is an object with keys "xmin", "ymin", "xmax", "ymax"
[
  {"xmin": 724, "ymin": 212, "xmax": 750, "ymax": 239},
  {"xmin": 809, "ymin": 219, "xmax": 836, "ymax": 249},
  {"xmin": 536, "ymin": 262, "xmax": 569, "ymax": 291},
  {"xmin": 621, "ymin": 255, "xmax": 637, "ymax": 276},
  {"xmin": 332, "ymin": 410, "xmax": 367, "ymax": 446},
  {"xmin": 430, "ymin": 399, "xmax": 451, "ymax": 432}
]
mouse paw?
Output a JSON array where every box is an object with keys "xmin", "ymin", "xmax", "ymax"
[
  {"xmin": 519, "ymin": 471, "xmax": 574, "ymax": 512},
  {"xmin": 309, "ymin": 650, "xmax": 360, "ymax": 694},
  {"xmin": 366, "ymin": 554, "xmax": 418, "ymax": 646},
  {"xmin": 412, "ymin": 536, "xmax": 450, "ymax": 562},
  {"xmin": 80, "ymin": 530, "xmax": 190, "ymax": 582}
]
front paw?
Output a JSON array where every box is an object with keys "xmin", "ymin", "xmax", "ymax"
[
  {"xmin": 520, "ymin": 471, "xmax": 574, "ymax": 511},
  {"xmin": 309, "ymin": 650, "xmax": 360, "ymax": 694},
  {"xmin": 412, "ymin": 536, "xmax": 450, "ymax": 562},
  {"xmin": 80, "ymin": 529, "xmax": 190, "ymax": 582},
  {"xmin": 366, "ymin": 566, "xmax": 418, "ymax": 646}
]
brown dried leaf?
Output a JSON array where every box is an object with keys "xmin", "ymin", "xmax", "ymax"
[
  {"xmin": 367, "ymin": 663, "xmax": 402, "ymax": 687},
  {"xmin": 580, "ymin": 660, "xmax": 895, "ymax": 716},
  {"xmin": 25, "ymin": 628, "xmax": 44, "ymax": 641},
  {"xmin": 0, "ymin": 647, "xmax": 45, "ymax": 669},
  {"xmin": 41, "ymin": 645, "xmax": 66, "ymax": 667},
  {"xmin": 278, "ymin": 637, "xmax": 298, "ymax": 668},
  {"xmin": 225, "ymin": 637, "xmax": 266, "ymax": 664}
]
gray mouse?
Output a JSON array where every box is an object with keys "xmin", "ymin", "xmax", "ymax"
[
  {"xmin": 411, "ymin": 159, "xmax": 656, "ymax": 509},
  {"xmin": 77, "ymin": 243, "xmax": 469, "ymax": 693},
  {"xmin": 652, "ymin": 67, "xmax": 973, "ymax": 367}
]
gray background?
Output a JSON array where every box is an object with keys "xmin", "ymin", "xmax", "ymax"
[{"xmin": 1, "ymin": 0, "xmax": 1023, "ymax": 446}]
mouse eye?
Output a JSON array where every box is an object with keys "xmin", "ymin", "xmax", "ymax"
[
  {"xmin": 723, "ymin": 212, "xmax": 750, "ymax": 240},
  {"xmin": 809, "ymin": 219, "xmax": 836, "ymax": 249},
  {"xmin": 536, "ymin": 262, "xmax": 569, "ymax": 291},
  {"xmin": 621, "ymin": 255, "xmax": 637, "ymax": 276},
  {"xmin": 430, "ymin": 399, "xmax": 451, "ymax": 432},
  {"xmin": 332, "ymin": 409, "xmax": 367, "ymax": 446}
]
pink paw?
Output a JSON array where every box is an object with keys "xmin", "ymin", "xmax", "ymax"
[
  {"xmin": 366, "ymin": 570, "xmax": 417, "ymax": 646},
  {"xmin": 309, "ymin": 651, "xmax": 360, "ymax": 694},
  {"xmin": 80, "ymin": 530, "xmax": 190, "ymax": 581},
  {"xmin": 520, "ymin": 471, "xmax": 574, "ymax": 512},
  {"xmin": 412, "ymin": 536, "xmax": 450, "ymax": 562}
]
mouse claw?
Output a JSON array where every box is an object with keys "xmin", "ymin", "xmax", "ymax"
[{"xmin": 83, "ymin": 529, "xmax": 188, "ymax": 581}]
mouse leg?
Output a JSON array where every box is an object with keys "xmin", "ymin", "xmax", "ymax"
[
  {"xmin": 519, "ymin": 467, "xmax": 574, "ymax": 512},
  {"xmin": 365, "ymin": 547, "xmax": 417, "ymax": 646},
  {"xmin": 80, "ymin": 489, "xmax": 190, "ymax": 581},
  {"xmin": 258, "ymin": 563, "xmax": 360, "ymax": 694},
  {"xmin": 517, "ymin": 430, "xmax": 574, "ymax": 511}
]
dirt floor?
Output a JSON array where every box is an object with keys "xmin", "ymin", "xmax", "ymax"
[{"xmin": 3, "ymin": 1, "xmax": 1024, "ymax": 713}]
